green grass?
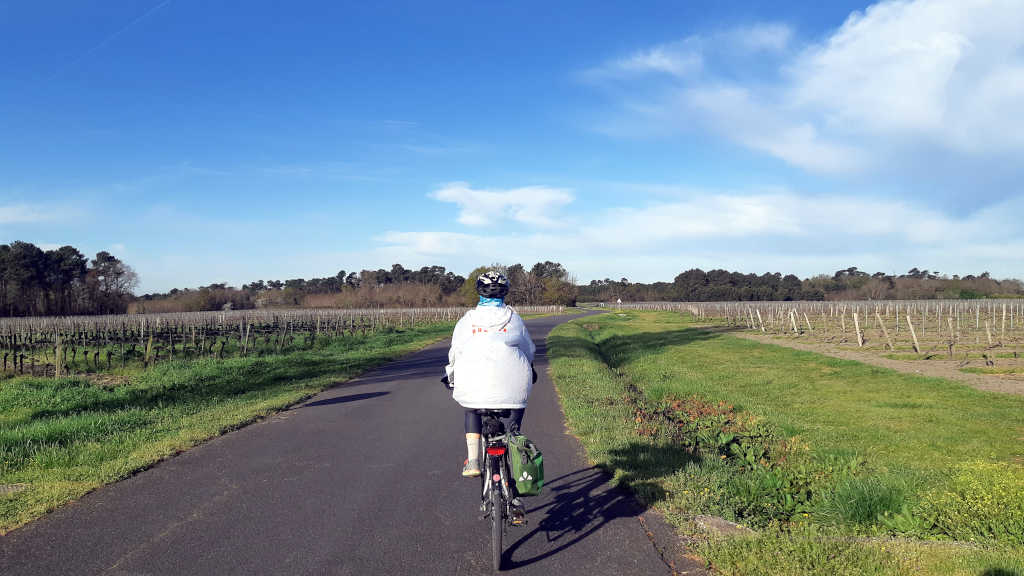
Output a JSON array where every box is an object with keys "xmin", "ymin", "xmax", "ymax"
[
  {"xmin": 962, "ymin": 366, "xmax": 1024, "ymax": 375},
  {"xmin": 548, "ymin": 311, "xmax": 1024, "ymax": 575},
  {"xmin": 0, "ymin": 322, "xmax": 453, "ymax": 533}
]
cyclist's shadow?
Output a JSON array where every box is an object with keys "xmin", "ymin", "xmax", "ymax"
[{"xmin": 502, "ymin": 466, "xmax": 650, "ymax": 569}]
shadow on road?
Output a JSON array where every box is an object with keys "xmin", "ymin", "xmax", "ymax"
[
  {"xmin": 606, "ymin": 441, "xmax": 701, "ymax": 505},
  {"xmin": 503, "ymin": 466, "xmax": 648, "ymax": 569},
  {"xmin": 303, "ymin": 391, "xmax": 389, "ymax": 408}
]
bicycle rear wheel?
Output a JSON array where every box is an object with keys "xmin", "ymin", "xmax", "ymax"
[{"xmin": 491, "ymin": 483, "xmax": 503, "ymax": 571}]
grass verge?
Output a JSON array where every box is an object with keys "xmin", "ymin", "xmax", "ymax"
[
  {"xmin": 548, "ymin": 311, "xmax": 1024, "ymax": 575},
  {"xmin": 0, "ymin": 322, "xmax": 453, "ymax": 533}
]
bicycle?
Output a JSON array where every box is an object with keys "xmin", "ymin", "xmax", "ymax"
[{"xmin": 443, "ymin": 376, "xmax": 525, "ymax": 571}]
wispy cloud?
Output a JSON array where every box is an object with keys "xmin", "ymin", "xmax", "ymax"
[
  {"xmin": 730, "ymin": 23, "xmax": 793, "ymax": 53},
  {"xmin": 381, "ymin": 119, "xmax": 419, "ymax": 129},
  {"xmin": 259, "ymin": 161, "xmax": 392, "ymax": 182},
  {"xmin": 44, "ymin": 0, "xmax": 173, "ymax": 81},
  {"xmin": 685, "ymin": 85, "xmax": 866, "ymax": 173},
  {"xmin": 261, "ymin": 164, "xmax": 315, "ymax": 176},
  {"xmin": 381, "ymin": 183, "xmax": 1024, "ymax": 281},
  {"xmin": 401, "ymin": 144, "xmax": 477, "ymax": 156},
  {"xmin": 583, "ymin": 40, "xmax": 702, "ymax": 80},
  {"xmin": 431, "ymin": 182, "xmax": 574, "ymax": 228},
  {"xmin": 375, "ymin": 231, "xmax": 480, "ymax": 255},
  {"xmin": 0, "ymin": 203, "xmax": 63, "ymax": 224}
]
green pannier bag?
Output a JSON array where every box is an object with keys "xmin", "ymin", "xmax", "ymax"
[{"xmin": 507, "ymin": 433, "xmax": 544, "ymax": 496}]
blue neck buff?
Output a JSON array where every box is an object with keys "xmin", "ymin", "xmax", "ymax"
[{"xmin": 478, "ymin": 296, "xmax": 505, "ymax": 307}]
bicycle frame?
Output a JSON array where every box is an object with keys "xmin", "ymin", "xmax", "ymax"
[
  {"xmin": 482, "ymin": 435, "xmax": 512, "ymax": 506},
  {"xmin": 478, "ymin": 412, "xmax": 513, "ymax": 570}
]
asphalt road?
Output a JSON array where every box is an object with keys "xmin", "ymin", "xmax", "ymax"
[{"xmin": 1, "ymin": 312, "xmax": 705, "ymax": 575}]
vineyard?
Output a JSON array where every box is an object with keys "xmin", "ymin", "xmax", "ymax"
[
  {"xmin": 0, "ymin": 305, "xmax": 565, "ymax": 379},
  {"xmin": 604, "ymin": 299, "xmax": 1024, "ymax": 375}
]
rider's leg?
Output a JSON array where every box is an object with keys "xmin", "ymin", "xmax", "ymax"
[
  {"xmin": 463, "ymin": 409, "xmax": 482, "ymax": 477},
  {"xmin": 508, "ymin": 408, "xmax": 525, "ymax": 433}
]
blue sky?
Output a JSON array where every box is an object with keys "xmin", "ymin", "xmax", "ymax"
[{"xmin": 2, "ymin": 0, "xmax": 1022, "ymax": 293}]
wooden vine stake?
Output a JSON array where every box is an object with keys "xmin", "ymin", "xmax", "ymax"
[
  {"xmin": 790, "ymin": 309, "xmax": 800, "ymax": 334},
  {"xmin": 906, "ymin": 315, "xmax": 921, "ymax": 355},
  {"xmin": 946, "ymin": 317, "xmax": 955, "ymax": 357},
  {"xmin": 144, "ymin": 334, "xmax": 153, "ymax": 367},
  {"xmin": 803, "ymin": 313, "xmax": 813, "ymax": 334},
  {"xmin": 875, "ymin": 311, "xmax": 894, "ymax": 351},
  {"xmin": 54, "ymin": 332, "xmax": 63, "ymax": 378},
  {"xmin": 853, "ymin": 312, "xmax": 864, "ymax": 347},
  {"xmin": 756, "ymin": 309, "xmax": 766, "ymax": 333}
]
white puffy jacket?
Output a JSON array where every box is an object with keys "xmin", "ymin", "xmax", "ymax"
[{"xmin": 446, "ymin": 305, "xmax": 536, "ymax": 409}]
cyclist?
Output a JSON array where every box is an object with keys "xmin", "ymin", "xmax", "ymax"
[{"xmin": 445, "ymin": 271, "xmax": 535, "ymax": 521}]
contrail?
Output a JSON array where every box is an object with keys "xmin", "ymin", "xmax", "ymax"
[{"xmin": 44, "ymin": 0, "xmax": 173, "ymax": 81}]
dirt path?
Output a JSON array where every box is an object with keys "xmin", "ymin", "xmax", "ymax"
[{"xmin": 730, "ymin": 331, "xmax": 1024, "ymax": 397}]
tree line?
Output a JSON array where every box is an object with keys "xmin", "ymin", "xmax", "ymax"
[
  {"xmin": 0, "ymin": 241, "xmax": 137, "ymax": 317},
  {"xmin": 15, "ymin": 237, "xmax": 1012, "ymax": 316},
  {"xmin": 579, "ymin": 267, "xmax": 1024, "ymax": 303},
  {"xmin": 134, "ymin": 261, "xmax": 578, "ymax": 313}
]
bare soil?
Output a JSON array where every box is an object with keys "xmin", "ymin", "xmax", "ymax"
[{"xmin": 731, "ymin": 330, "xmax": 1024, "ymax": 396}]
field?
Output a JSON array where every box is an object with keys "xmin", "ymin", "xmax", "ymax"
[
  {"xmin": 610, "ymin": 300, "xmax": 1024, "ymax": 381},
  {"xmin": 0, "ymin": 319, "xmax": 466, "ymax": 533},
  {"xmin": 0, "ymin": 306, "xmax": 564, "ymax": 380},
  {"xmin": 549, "ymin": 310, "xmax": 1024, "ymax": 575}
]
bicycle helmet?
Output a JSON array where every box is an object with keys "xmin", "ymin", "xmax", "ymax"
[{"xmin": 476, "ymin": 271, "xmax": 510, "ymax": 299}]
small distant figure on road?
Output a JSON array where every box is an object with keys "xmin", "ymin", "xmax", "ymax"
[{"xmin": 444, "ymin": 271, "xmax": 535, "ymax": 482}]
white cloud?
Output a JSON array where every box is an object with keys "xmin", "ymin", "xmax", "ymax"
[
  {"xmin": 786, "ymin": 0, "xmax": 1024, "ymax": 153},
  {"xmin": 586, "ymin": 0, "xmax": 1024, "ymax": 183},
  {"xmin": 579, "ymin": 191, "xmax": 977, "ymax": 250},
  {"xmin": 431, "ymin": 182, "xmax": 574, "ymax": 228},
  {"xmin": 0, "ymin": 204, "xmax": 54, "ymax": 224},
  {"xmin": 583, "ymin": 22, "xmax": 792, "ymax": 82},
  {"xmin": 380, "ymin": 185, "xmax": 1024, "ymax": 282},
  {"xmin": 375, "ymin": 231, "xmax": 482, "ymax": 255},
  {"xmin": 583, "ymin": 193, "xmax": 802, "ymax": 247},
  {"xmin": 686, "ymin": 86, "xmax": 866, "ymax": 173}
]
